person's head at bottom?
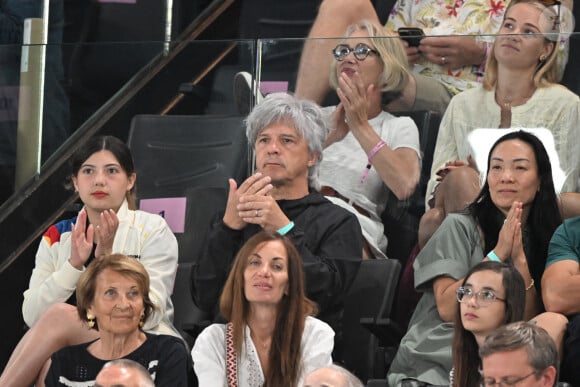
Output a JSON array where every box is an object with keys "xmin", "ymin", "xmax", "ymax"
[
  {"xmin": 95, "ymin": 359, "xmax": 154, "ymax": 387},
  {"xmin": 480, "ymin": 321, "xmax": 558, "ymax": 387},
  {"xmin": 303, "ymin": 364, "xmax": 364, "ymax": 387}
]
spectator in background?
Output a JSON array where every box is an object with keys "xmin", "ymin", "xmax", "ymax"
[
  {"xmin": 294, "ymin": 0, "xmax": 509, "ymax": 115},
  {"xmin": 0, "ymin": 0, "xmax": 70, "ymax": 203},
  {"xmin": 237, "ymin": 0, "xmax": 537, "ymax": 118},
  {"xmin": 479, "ymin": 321, "xmax": 558, "ymax": 387},
  {"xmin": 95, "ymin": 359, "xmax": 155, "ymax": 387},
  {"xmin": 191, "ymin": 93, "xmax": 363, "ymax": 360},
  {"xmin": 303, "ymin": 364, "xmax": 364, "ymax": 387},
  {"xmin": 542, "ymin": 215, "xmax": 580, "ymax": 386},
  {"xmin": 192, "ymin": 232, "xmax": 334, "ymax": 386}
]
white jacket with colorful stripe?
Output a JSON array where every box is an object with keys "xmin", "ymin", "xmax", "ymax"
[{"xmin": 22, "ymin": 200, "xmax": 179, "ymax": 337}]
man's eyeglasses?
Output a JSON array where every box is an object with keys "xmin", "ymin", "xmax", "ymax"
[
  {"xmin": 480, "ymin": 370, "xmax": 537, "ymax": 386},
  {"xmin": 456, "ymin": 287, "xmax": 505, "ymax": 306},
  {"xmin": 332, "ymin": 43, "xmax": 380, "ymax": 61}
]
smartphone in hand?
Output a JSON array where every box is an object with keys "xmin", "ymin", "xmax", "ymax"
[{"xmin": 398, "ymin": 27, "xmax": 425, "ymax": 47}]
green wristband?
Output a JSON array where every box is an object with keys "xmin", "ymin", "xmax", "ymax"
[
  {"xmin": 487, "ymin": 251, "xmax": 501, "ymax": 262},
  {"xmin": 277, "ymin": 221, "xmax": 295, "ymax": 236}
]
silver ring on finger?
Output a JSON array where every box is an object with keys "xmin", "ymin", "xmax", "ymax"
[
  {"xmin": 441, "ymin": 56, "xmax": 446, "ymax": 65},
  {"xmin": 255, "ymin": 210, "xmax": 260, "ymax": 217}
]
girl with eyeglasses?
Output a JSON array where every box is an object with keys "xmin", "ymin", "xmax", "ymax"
[
  {"xmin": 453, "ymin": 262, "xmax": 561, "ymax": 386},
  {"xmin": 388, "ymin": 131, "xmax": 568, "ymax": 386},
  {"xmin": 451, "ymin": 261, "xmax": 526, "ymax": 386}
]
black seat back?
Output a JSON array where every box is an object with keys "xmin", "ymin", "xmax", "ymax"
[
  {"xmin": 128, "ymin": 114, "xmax": 248, "ymax": 348},
  {"xmin": 168, "ymin": 188, "xmax": 229, "ymax": 351},
  {"xmin": 128, "ymin": 114, "xmax": 249, "ymax": 199},
  {"xmin": 341, "ymin": 259, "xmax": 402, "ymax": 382},
  {"xmin": 383, "ymin": 110, "xmax": 441, "ymax": 262},
  {"xmin": 406, "ymin": 110, "xmax": 442, "ymax": 216}
]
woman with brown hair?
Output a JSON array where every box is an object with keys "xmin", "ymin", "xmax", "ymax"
[
  {"xmin": 42, "ymin": 254, "xmax": 191, "ymax": 386},
  {"xmin": 192, "ymin": 231, "xmax": 334, "ymax": 386}
]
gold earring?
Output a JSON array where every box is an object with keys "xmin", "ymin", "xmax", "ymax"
[
  {"xmin": 87, "ymin": 314, "xmax": 95, "ymax": 329},
  {"xmin": 539, "ymin": 54, "xmax": 547, "ymax": 62},
  {"xmin": 139, "ymin": 314, "xmax": 145, "ymax": 328}
]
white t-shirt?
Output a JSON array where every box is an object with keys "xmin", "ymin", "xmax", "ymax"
[{"xmin": 319, "ymin": 108, "xmax": 421, "ymax": 257}]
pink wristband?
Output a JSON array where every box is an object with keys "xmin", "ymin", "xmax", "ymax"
[
  {"xmin": 368, "ymin": 140, "xmax": 387, "ymax": 162},
  {"xmin": 361, "ymin": 140, "xmax": 387, "ymax": 183}
]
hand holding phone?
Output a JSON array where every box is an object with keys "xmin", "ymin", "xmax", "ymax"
[{"xmin": 398, "ymin": 27, "xmax": 425, "ymax": 47}]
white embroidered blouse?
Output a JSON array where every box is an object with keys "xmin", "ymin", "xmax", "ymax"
[{"xmin": 192, "ymin": 316, "xmax": 334, "ymax": 387}]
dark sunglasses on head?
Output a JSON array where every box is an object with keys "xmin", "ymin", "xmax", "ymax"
[{"xmin": 332, "ymin": 43, "xmax": 380, "ymax": 61}]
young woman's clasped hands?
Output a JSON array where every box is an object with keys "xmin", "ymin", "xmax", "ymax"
[{"xmin": 69, "ymin": 209, "xmax": 119, "ymax": 270}]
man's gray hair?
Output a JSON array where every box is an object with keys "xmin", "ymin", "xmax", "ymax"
[
  {"xmin": 245, "ymin": 92, "xmax": 329, "ymax": 188},
  {"xmin": 99, "ymin": 358, "xmax": 154, "ymax": 387}
]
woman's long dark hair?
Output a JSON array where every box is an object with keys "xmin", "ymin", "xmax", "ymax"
[
  {"xmin": 467, "ymin": 130, "xmax": 561, "ymax": 303},
  {"xmin": 452, "ymin": 261, "xmax": 526, "ymax": 387}
]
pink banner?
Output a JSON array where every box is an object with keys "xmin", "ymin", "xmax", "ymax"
[
  {"xmin": 260, "ymin": 81, "xmax": 289, "ymax": 95},
  {"xmin": 139, "ymin": 197, "xmax": 186, "ymax": 233}
]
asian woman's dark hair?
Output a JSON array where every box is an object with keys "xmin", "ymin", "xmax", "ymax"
[
  {"xmin": 452, "ymin": 261, "xmax": 526, "ymax": 387},
  {"xmin": 220, "ymin": 231, "xmax": 317, "ymax": 387},
  {"xmin": 467, "ymin": 130, "xmax": 561, "ymax": 302},
  {"xmin": 69, "ymin": 136, "xmax": 136, "ymax": 209}
]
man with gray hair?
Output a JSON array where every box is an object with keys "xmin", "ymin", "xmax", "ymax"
[
  {"xmin": 192, "ymin": 92, "xmax": 363, "ymax": 354},
  {"xmin": 303, "ymin": 364, "xmax": 364, "ymax": 387},
  {"xmin": 479, "ymin": 321, "xmax": 558, "ymax": 387},
  {"xmin": 95, "ymin": 359, "xmax": 154, "ymax": 387}
]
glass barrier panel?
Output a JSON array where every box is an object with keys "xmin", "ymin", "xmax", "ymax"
[{"xmin": 2, "ymin": 29, "xmax": 580, "ymax": 209}]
